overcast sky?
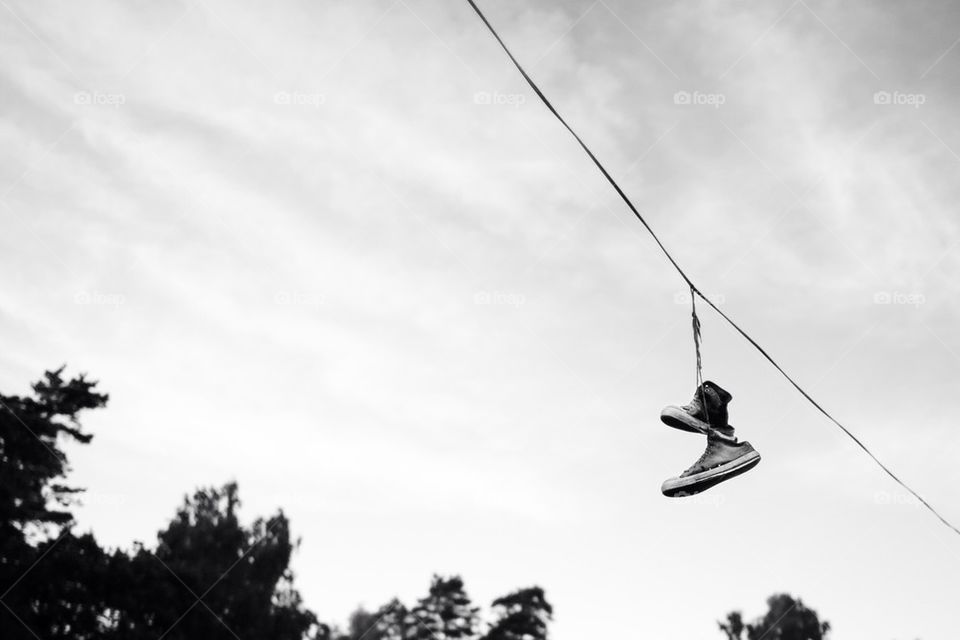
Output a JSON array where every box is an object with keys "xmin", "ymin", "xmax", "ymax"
[{"xmin": 2, "ymin": 0, "xmax": 960, "ymax": 638}]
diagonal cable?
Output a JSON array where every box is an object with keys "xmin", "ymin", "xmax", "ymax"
[{"xmin": 462, "ymin": 0, "xmax": 960, "ymax": 538}]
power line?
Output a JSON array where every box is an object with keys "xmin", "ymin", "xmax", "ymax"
[{"xmin": 463, "ymin": 0, "xmax": 960, "ymax": 538}]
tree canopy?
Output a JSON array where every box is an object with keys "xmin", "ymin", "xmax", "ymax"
[
  {"xmin": 720, "ymin": 594, "xmax": 830, "ymax": 640},
  {"xmin": 1, "ymin": 367, "xmax": 831, "ymax": 640},
  {"xmin": 0, "ymin": 368, "xmax": 553, "ymax": 640}
]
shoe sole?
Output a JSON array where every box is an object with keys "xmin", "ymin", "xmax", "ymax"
[
  {"xmin": 661, "ymin": 450, "xmax": 761, "ymax": 498},
  {"xmin": 660, "ymin": 405, "xmax": 710, "ymax": 435}
]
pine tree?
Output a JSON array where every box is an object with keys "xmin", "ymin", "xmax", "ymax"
[
  {"xmin": 373, "ymin": 599, "xmax": 411, "ymax": 640},
  {"xmin": 719, "ymin": 594, "xmax": 830, "ymax": 640},
  {"xmin": 405, "ymin": 575, "xmax": 479, "ymax": 640},
  {"xmin": 0, "ymin": 368, "xmax": 109, "ymax": 639},
  {"xmin": 483, "ymin": 587, "xmax": 553, "ymax": 640},
  {"xmin": 111, "ymin": 483, "xmax": 321, "ymax": 639}
]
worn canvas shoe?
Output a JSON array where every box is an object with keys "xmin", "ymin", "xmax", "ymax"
[
  {"xmin": 661, "ymin": 434, "xmax": 761, "ymax": 497},
  {"xmin": 660, "ymin": 381, "xmax": 733, "ymax": 436}
]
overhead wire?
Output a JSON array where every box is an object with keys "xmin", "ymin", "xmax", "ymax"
[{"xmin": 463, "ymin": 0, "xmax": 960, "ymax": 537}]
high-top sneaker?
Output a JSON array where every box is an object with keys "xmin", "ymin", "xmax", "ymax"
[
  {"xmin": 660, "ymin": 381, "xmax": 733, "ymax": 437},
  {"xmin": 661, "ymin": 433, "xmax": 761, "ymax": 497}
]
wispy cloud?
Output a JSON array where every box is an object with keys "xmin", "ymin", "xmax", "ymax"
[{"xmin": 1, "ymin": 1, "xmax": 958, "ymax": 638}]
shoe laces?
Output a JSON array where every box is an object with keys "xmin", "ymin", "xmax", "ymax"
[
  {"xmin": 683, "ymin": 384, "xmax": 713, "ymax": 427},
  {"xmin": 684, "ymin": 442, "xmax": 717, "ymax": 474},
  {"xmin": 688, "ymin": 383, "xmax": 707, "ymax": 406}
]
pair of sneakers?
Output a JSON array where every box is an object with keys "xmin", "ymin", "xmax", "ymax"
[{"xmin": 659, "ymin": 381, "xmax": 761, "ymax": 497}]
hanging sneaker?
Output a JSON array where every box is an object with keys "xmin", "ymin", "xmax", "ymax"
[
  {"xmin": 661, "ymin": 433, "xmax": 761, "ymax": 497},
  {"xmin": 660, "ymin": 381, "xmax": 733, "ymax": 436}
]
